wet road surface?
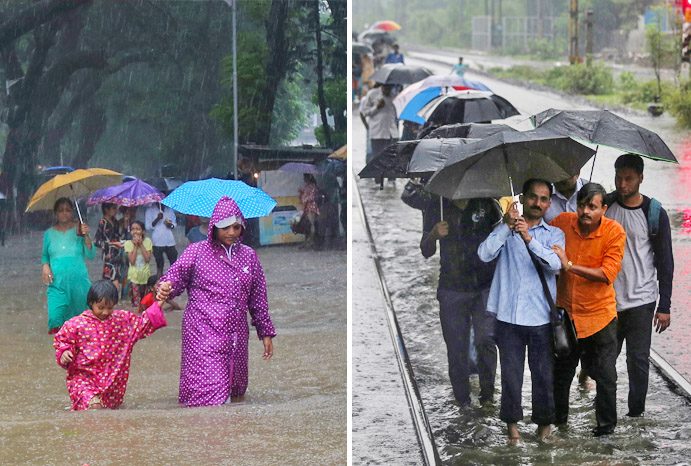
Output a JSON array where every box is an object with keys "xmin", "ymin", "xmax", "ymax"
[
  {"xmin": 0, "ymin": 227, "xmax": 346, "ymax": 464},
  {"xmin": 352, "ymin": 188, "xmax": 423, "ymax": 465}
]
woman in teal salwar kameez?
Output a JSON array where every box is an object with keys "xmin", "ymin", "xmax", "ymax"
[{"xmin": 41, "ymin": 198, "xmax": 95, "ymax": 333}]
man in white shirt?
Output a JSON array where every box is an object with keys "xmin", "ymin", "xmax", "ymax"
[
  {"xmin": 544, "ymin": 174, "xmax": 589, "ymax": 222},
  {"xmin": 359, "ymin": 84, "xmax": 399, "ymax": 164},
  {"xmin": 145, "ymin": 203, "xmax": 178, "ymax": 277}
]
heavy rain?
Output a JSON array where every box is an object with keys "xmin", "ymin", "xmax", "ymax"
[
  {"xmin": 0, "ymin": 0, "xmax": 346, "ymax": 464},
  {"xmin": 353, "ymin": 1, "xmax": 691, "ymax": 464}
]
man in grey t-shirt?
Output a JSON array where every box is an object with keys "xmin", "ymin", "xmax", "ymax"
[{"xmin": 605, "ymin": 153, "xmax": 674, "ymax": 417}]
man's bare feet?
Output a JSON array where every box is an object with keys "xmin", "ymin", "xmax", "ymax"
[
  {"xmin": 507, "ymin": 423, "xmax": 521, "ymax": 444},
  {"xmin": 537, "ymin": 424, "xmax": 552, "ymax": 441},
  {"xmin": 578, "ymin": 370, "xmax": 595, "ymax": 390}
]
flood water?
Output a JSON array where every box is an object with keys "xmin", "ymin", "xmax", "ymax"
[
  {"xmin": 354, "ymin": 57, "xmax": 691, "ymax": 464},
  {"xmin": 0, "ymin": 226, "xmax": 346, "ymax": 464}
]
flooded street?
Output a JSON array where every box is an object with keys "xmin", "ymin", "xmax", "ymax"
[
  {"xmin": 0, "ymin": 226, "xmax": 346, "ymax": 464},
  {"xmin": 354, "ymin": 57, "xmax": 691, "ymax": 463}
]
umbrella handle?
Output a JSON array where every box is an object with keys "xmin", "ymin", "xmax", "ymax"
[
  {"xmin": 508, "ymin": 175, "xmax": 522, "ymax": 216},
  {"xmin": 589, "ymin": 146, "xmax": 599, "ymax": 182},
  {"xmin": 68, "ymin": 185, "xmax": 84, "ymax": 224},
  {"xmin": 74, "ymin": 200, "xmax": 84, "ymax": 224},
  {"xmin": 440, "ymin": 196, "xmax": 443, "ymax": 222}
]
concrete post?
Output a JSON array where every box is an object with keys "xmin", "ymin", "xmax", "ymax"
[{"xmin": 569, "ymin": 0, "xmax": 579, "ymax": 64}]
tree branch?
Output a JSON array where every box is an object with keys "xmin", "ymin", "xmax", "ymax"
[{"xmin": 0, "ymin": 0, "xmax": 92, "ymax": 47}]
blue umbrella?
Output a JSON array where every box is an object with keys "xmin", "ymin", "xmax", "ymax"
[
  {"xmin": 399, "ymin": 87, "xmax": 443, "ymax": 124},
  {"xmin": 398, "ymin": 84, "xmax": 497, "ymax": 124},
  {"xmin": 161, "ymin": 178, "xmax": 277, "ymax": 219}
]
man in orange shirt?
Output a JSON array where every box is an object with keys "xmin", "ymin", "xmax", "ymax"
[{"xmin": 550, "ymin": 183, "xmax": 626, "ymax": 437}]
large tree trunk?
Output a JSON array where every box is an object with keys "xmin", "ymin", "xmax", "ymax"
[
  {"xmin": 0, "ymin": 22, "xmax": 60, "ymax": 224},
  {"xmin": 313, "ymin": 0, "xmax": 331, "ymax": 148},
  {"xmin": 1, "ymin": 43, "xmax": 108, "ymax": 231},
  {"xmin": 327, "ymin": 0, "xmax": 346, "ymax": 142},
  {"xmin": 71, "ymin": 101, "xmax": 106, "ymax": 168},
  {"xmin": 249, "ymin": 0, "xmax": 295, "ymax": 145}
]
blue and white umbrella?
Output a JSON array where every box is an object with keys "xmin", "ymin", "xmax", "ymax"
[{"xmin": 161, "ymin": 178, "xmax": 277, "ymax": 219}]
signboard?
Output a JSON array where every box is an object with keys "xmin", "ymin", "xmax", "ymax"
[{"xmin": 258, "ymin": 197, "xmax": 303, "ymax": 245}]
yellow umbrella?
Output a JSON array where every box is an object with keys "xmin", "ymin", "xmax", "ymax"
[
  {"xmin": 328, "ymin": 145, "xmax": 347, "ymax": 160},
  {"xmin": 26, "ymin": 168, "xmax": 123, "ymax": 222}
]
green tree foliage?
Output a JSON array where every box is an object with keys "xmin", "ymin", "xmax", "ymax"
[
  {"xmin": 270, "ymin": 73, "xmax": 312, "ymax": 145},
  {"xmin": 313, "ymin": 77, "xmax": 347, "ymax": 147},
  {"xmin": 0, "ymin": 0, "xmax": 344, "ymax": 229},
  {"xmin": 212, "ymin": 0, "xmax": 345, "ymax": 149},
  {"xmin": 667, "ymin": 82, "xmax": 691, "ymax": 127},
  {"xmin": 545, "ymin": 62, "xmax": 614, "ymax": 94}
]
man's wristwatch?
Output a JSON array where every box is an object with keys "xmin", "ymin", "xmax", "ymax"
[{"xmin": 565, "ymin": 260, "xmax": 574, "ymax": 271}]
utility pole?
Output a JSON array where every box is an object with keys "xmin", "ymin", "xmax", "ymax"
[
  {"xmin": 222, "ymin": 0, "xmax": 239, "ymax": 179},
  {"xmin": 537, "ymin": 0, "xmax": 543, "ymax": 39},
  {"xmin": 498, "ymin": 0, "xmax": 503, "ymax": 49},
  {"xmin": 585, "ymin": 9, "xmax": 593, "ymax": 66},
  {"xmin": 232, "ymin": 0, "xmax": 238, "ymax": 180},
  {"xmin": 569, "ymin": 0, "xmax": 579, "ymax": 64}
]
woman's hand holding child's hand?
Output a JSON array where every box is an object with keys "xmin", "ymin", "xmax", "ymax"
[
  {"xmin": 156, "ymin": 281, "xmax": 172, "ymax": 304},
  {"xmin": 60, "ymin": 350, "xmax": 74, "ymax": 366}
]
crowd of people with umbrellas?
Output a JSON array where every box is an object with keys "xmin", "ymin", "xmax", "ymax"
[
  {"xmin": 26, "ymin": 164, "xmax": 309, "ymax": 411},
  {"xmin": 357, "ymin": 34, "xmax": 677, "ymax": 441}
]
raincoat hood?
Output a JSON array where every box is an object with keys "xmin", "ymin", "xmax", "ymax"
[{"xmin": 208, "ymin": 196, "xmax": 246, "ymax": 243}]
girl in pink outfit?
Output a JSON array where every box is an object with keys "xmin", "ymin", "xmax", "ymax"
[
  {"xmin": 54, "ymin": 279, "xmax": 169, "ymax": 410},
  {"xmin": 298, "ymin": 173, "xmax": 320, "ymax": 247}
]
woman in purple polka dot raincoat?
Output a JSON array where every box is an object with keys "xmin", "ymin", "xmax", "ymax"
[{"xmin": 160, "ymin": 196, "xmax": 276, "ymax": 406}]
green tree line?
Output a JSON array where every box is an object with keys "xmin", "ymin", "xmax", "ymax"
[
  {"xmin": 0, "ymin": 0, "xmax": 345, "ymax": 229},
  {"xmin": 353, "ymin": 0, "xmax": 656, "ymax": 55}
]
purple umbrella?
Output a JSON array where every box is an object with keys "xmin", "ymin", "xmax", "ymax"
[
  {"xmin": 87, "ymin": 178, "xmax": 164, "ymax": 206},
  {"xmin": 279, "ymin": 162, "xmax": 320, "ymax": 174}
]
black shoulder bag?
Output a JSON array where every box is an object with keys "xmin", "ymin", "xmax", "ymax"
[{"xmin": 527, "ymin": 248, "xmax": 578, "ymax": 360}]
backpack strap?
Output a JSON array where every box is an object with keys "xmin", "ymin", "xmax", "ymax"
[
  {"xmin": 610, "ymin": 192, "xmax": 661, "ymax": 239},
  {"xmin": 639, "ymin": 197, "xmax": 661, "ymax": 238},
  {"xmin": 647, "ymin": 197, "xmax": 661, "ymax": 238}
]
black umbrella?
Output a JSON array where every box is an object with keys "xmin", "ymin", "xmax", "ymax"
[
  {"xmin": 532, "ymin": 109, "xmax": 677, "ymax": 163},
  {"xmin": 358, "ymin": 137, "xmax": 485, "ymax": 180},
  {"xmin": 352, "ymin": 41, "xmax": 373, "ymax": 55},
  {"xmin": 370, "ymin": 64, "xmax": 433, "ymax": 86},
  {"xmin": 407, "ymin": 138, "xmax": 482, "ymax": 177},
  {"xmin": 358, "ymin": 29, "xmax": 395, "ymax": 44},
  {"xmin": 422, "ymin": 93, "xmax": 520, "ymax": 126},
  {"xmin": 425, "ymin": 129, "xmax": 596, "ymax": 200},
  {"xmin": 358, "ymin": 141, "xmax": 418, "ymax": 180},
  {"xmin": 358, "ymin": 123, "xmax": 517, "ymax": 180},
  {"xmin": 424, "ymin": 122, "xmax": 518, "ymax": 139}
]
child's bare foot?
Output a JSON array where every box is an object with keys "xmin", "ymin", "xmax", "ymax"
[
  {"xmin": 507, "ymin": 423, "xmax": 521, "ymax": 444},
  {"xmin": 88, "ymin": 395, "xmax": 104, "ymax": 409},
  {"xmin": 230, "ymin": 395, "xmax": 245, "ymax": 403}
]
